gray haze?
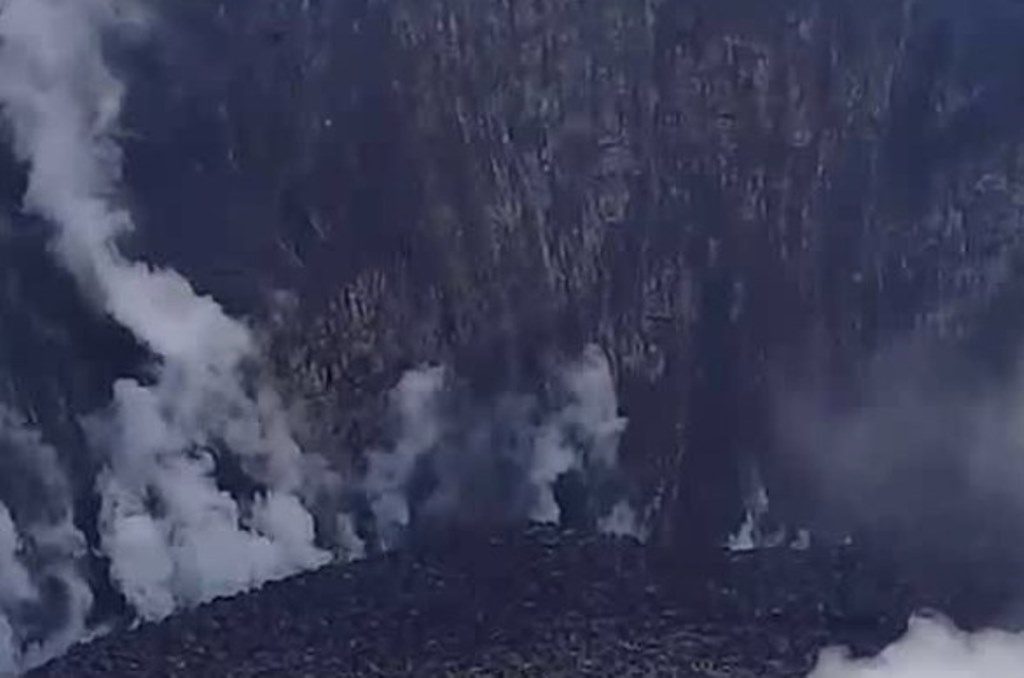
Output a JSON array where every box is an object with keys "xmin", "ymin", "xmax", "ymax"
[{"xmin": 781, "ymin": 340, "xmax": 1024, "ymax": 674}]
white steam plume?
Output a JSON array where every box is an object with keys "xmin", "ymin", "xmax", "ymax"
[
  {"xmin": 530, "ymin": 345, "xmax": 630, "ymax": 525},
  {"xmin": 809, "ymin": 615, "xmax": 1024, "ymax": 678},
  {"xmin": 364, "ymin": 345, "xmax": 643, "ymax": 546},
  {"xmin": 0, "ymin": 408, "xmax": 91, "ymax": 674},
  {"xmin": 0, "ymin": 0, "xmax": 329, "ymax": 624},
  {"xmin": 727, "ymin": 467, "xmax": 789, "ymax": 552},
  {"xmin": 365, "ymin": 366, "xmax": 447, "ymax": 549}
]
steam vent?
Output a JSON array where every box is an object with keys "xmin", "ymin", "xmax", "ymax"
[{"xmin": 3, "ymin": 0, "xmax": 1024, "ymax": 675}]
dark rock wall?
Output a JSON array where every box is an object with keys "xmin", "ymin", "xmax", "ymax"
[{"xmin": 102, "ymin": 0, "xmax": 1024, "ymax": 547}]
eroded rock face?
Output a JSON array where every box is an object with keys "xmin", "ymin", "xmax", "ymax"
[{"xmin": 109, "ymin": 0, "xmax": 1024, "ymax": 550}]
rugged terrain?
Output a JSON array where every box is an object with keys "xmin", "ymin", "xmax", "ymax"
[
  {"xmin": 118, "ymin": 0, "xmax": 1024, "ymax": 546},
  {"xmin": 4, "ymin": 0, "xmax": 1024, "ymax": 672},
  {"xmin": 3, "ymin": 0, "xmax": 1024, "ymax": 564},
  {"xmin": 32, "ymin": 527, "xmax": 935, "ymax": 677}
]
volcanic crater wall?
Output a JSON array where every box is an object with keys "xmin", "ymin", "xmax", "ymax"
[
  {"xmin": 101, "ymin": 0, "xmax": 1024, "ymax": 549},
  {"xmin": 3, "ymin": 0, "xmax": 1024, "ymax": 569}
]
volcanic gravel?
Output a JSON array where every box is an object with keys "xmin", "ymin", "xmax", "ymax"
[{"xmin": 32, "ymin": 527, "xmax": 927, "ymax": 677}]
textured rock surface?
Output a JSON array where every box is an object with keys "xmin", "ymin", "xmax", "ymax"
[
  {"xmin": 29, "ymin": 527, "xmax": 926, "ymax": 677},
  {"xmin": 3, "ymin": 0, "xmax": 1024, "ymax": 672},
  {"xmin": 0, "ymin": 0, "xmax": 1022, "ymax": 562},
  {"xmin": 108, "ymin": 0, "xmax": 1024, "ymax": 549}
]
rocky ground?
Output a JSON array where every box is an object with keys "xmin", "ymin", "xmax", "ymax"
[{"xmin": 30, "ymin": 526, "xmax": 947, "ymax": 677}]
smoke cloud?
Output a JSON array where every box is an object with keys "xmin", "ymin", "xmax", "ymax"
[
  {"xmin": 0, "ymin": 408, "xmax": 91, "ymax": 674},
  {"xmin": 810, "ymin": 615, "xmax": 1024, "ymax": 678},
  {"xmin": 0, "ymin": 4, "xmax": 643, "ymax": 671},
  {"xmin": 0, "ymin": 0, "xmax": 329, "ymax": 648},
  {"xmin": 779, "ymin": 338, "xmax": 1024, "ymax": 675},
  {"xmin": 363, "ymin": 345, "xmax": 644, "ymax": 549},
  {"xmin": 0, "ymin": 3, "xmax": 646, "ymax": 672},
  {"xmin": 365, "ymin": 366, "xmax": 447, "ymax": 548}
]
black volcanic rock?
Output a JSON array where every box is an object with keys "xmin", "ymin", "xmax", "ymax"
[{"xmin": 30, "ymin": 528, "xmax": 928, "ymax": 677}]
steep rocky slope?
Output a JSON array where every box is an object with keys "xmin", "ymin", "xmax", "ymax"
[{"xmin": 114, "ymin": 0, "xmax": 1024, "ymax": 548}]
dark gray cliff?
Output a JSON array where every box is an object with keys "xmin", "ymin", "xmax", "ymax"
[{"xmin": 78, "ymin": 0, "xmax": 1024, "ymax": 550}]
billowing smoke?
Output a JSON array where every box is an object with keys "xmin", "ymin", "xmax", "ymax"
[
  {"xmin": 0, "ymin": 3, "xmax": 642, "ymax": 668},
  {"xmin": 364, "ymin": 345, "xmax": 644, "ymax": 549},
  {"xmin": 810, "ymin": 615, "xmax": 1024, "ymax": 678},
  {"xmin": 0, "ymin": 1, "xmax": 647, "ymax": 670},
  {"xmin": 364, "ymin": 366, "xmax": 447, "ymax": 548},
  {"xmin": 0, "ymin": 0, "xmax": 328, "ymax": 645},
  {"xmin": 0, "ymin": 408, "xmax": 90, "ymax": 674}
]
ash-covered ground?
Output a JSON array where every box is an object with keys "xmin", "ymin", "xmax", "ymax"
[{"xmin": 30, "ymin": 526, "xmax": 983, "ymax": 677}]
